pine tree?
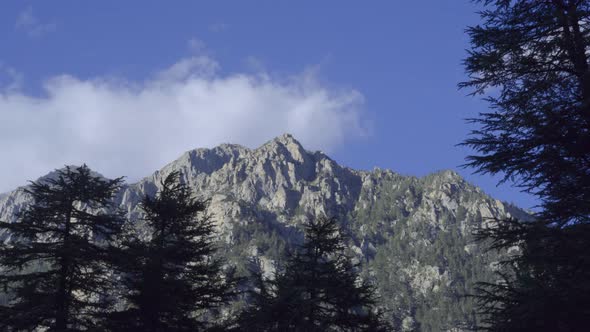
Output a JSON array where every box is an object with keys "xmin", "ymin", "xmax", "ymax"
[
  {"xmin": 460, "ymin": 1, "xmax": 590, "ymax": 330},
  {"xmin": 460, "ymin": 0, "xmax": 590, "ymax": 226},
  {"xmin": 0, "ymin": 165, "xmax": 125, "ymax": 331},
  {"xmin": 238, "ymin": 216, "xmax": 390, "ymax": 332},
  {"xmin": 108, "ymin": 171, "xmax": 237, "ymax": 332},
  {"xmin": 473, "ymin": 218, "xmax": 590, "ymax": 331}
]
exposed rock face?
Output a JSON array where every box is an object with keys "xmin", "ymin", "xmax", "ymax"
[{"xmin": 0, "ymin": 134, "xmax": 527, "ymax": 331}]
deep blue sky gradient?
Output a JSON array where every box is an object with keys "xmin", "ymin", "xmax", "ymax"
[{"xmin": 0, "ymin": 1, "xmax": 538, "ymax": 210}]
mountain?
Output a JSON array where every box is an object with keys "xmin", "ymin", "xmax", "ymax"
[{"xmin": 0, "ymin": 134, "xmax": 528, "ymax": 331}]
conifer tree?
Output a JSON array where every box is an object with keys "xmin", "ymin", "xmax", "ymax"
[
  {"xmin": 238, "ymin": 216, "xmax": 390, "ymax": 332},
  {"xmin": 473, "ymin": 218, "xmax": 590, "ymax": 331},
  {"xmin": 0, "ymin": 165, "xmax": 125, "ymax": 331},
  {"xmin": 461, "ymin": 1, "xmax": 590, "ymax": 330},
  {"xmin": 108, "ymin": 171, "xmax": 236, "ymax": 332},
  {"xmin": 460, "ymin": 0, "xmax": 590, "ymax": 226}
]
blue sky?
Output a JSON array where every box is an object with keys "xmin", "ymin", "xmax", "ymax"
[{"xmin": 0, "ymin": 1, "xmax": 538, "ymax": 210}]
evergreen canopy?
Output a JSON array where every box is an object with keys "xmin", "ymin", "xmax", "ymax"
[
  {"xmin": 462, "ymin": 1, "xmax": 590, "ymax": 330},
  {"xmin": 238, "ymin": 216, "xmax": 390, "ymax": 332},
  {"xmin": 108, "ymin": 171, "xmax": 237, "ymax": 332},
  {"xmin": 460, "ymin": 0, "xmax": 590, "ymax": 226},
  {"xmin": 0, "ymin": 165, "xmax": 124, "ymax": 331}
]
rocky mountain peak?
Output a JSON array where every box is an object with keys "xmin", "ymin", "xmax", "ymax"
[
  {"xmin": 272, "ymin": 132, "xmax": 299, "ymax": 145},
  {"xmin": 0, "ymin": 134, "xmax": 530, "ymax": 331},
  {"xmin": 256, "ymin": 133, "xmax": 310, "ymax": 165}
]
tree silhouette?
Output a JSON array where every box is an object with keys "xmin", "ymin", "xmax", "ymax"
[
  {"xmin": 108, "ymin": 171, "xmax": 237, "ymax": 332},
  {"xmin": 0, "ymin": 165, "xmax": 125, "ymax": 331},
  {"xmin": 237, "ymin": 216, "xmax": 390, "ymax": 332},
  {"xmin": 461, "ymin": 1, "xmax": 590, "ymax": 330},
  {"xmin": 460, "ymin": 0, "xmax": 590, "ymax": 226},
  {"xmin": 473, "ymin": 219, "xmax": 590, "ymax": 331}
]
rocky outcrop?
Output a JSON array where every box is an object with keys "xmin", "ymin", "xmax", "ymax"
[{"xmin": 0, "ymin": 134, "xmax": 527, "ymax": 331}]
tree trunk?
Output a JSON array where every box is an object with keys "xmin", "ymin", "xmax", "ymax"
[{"xmin": 55, "ymin": 203, "xmax": 72, "ymax": 331}]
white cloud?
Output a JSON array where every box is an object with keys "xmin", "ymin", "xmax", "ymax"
[
  {"xmin": 0, "ymin": 56, "xmax": 368, "ymax": 192},
  {"xmin": 15, "ymin": 6, "xmax": 56, "ymax": 37}
]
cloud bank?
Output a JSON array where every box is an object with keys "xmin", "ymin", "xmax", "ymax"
[{"xmin": 0, "ymin": 56, "xmax": 368, "ymax": 192}]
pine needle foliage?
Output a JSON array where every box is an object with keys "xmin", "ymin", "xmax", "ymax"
[
  {"xmin": 237, "ymin": 216, "xmax": 391, "ymax": 332},
  {"xmin": 461, "ymin": 1, "xmax": 590, "ymax": 330},
  {"xmin": 108, "ymin": 171, "xmax": 237, "ymax": 332},
  {"xmin": 0, "ymin": 165, "xmax": 125, "ymax": 331},
  {"xmin": 460, "ymin": 0, "xmax": 590, "ymax": 226}
]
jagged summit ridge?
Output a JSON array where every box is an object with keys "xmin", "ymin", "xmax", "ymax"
[
  {"xmin": 167, "ymin": 133, "xmax": 316, "ymax": 175},
  {"xmin": 0, "ymin": 134, "xmax": 513, "ymax": 227},
  {"xmin": 131, "ymin": 134, "xmax": 352, "ymax": 223}
]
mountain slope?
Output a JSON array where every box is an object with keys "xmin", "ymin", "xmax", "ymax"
[{"xmin": 0, "ymin": 134, "xmax": 527, "ymax": 331}]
